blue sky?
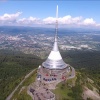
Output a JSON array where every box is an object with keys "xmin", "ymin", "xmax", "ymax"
[{"xmin": 0, "ymin": 0, "xmax": 100, "ymax": 28}]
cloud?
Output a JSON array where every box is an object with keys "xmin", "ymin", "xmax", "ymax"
[
  {"xmin": 42, "ymin": 16, "xmax": 97, "ymax": 26},
  {"xmin": 0, "ymin": 12, "xmax": 100, "ymax": 28},
  {"xmin": 42, "ymin": 15, "xmax": 82, "ymax": 25},
  {"xmin": 59, "ymin": 15, "xmax": 82, "ymax": 24},
  {"xmin": 82, "ymin": 18, "xmax": 96, "ymax": 25},
  {"xmin": 17, "ymin": 16, "xmax": 41, "ymax": 25},
  {"xmin": 43, "ymin": 17, "xmax": 56, "ymax": 24},
  {"xmin": 0, "ymin": 12, "xmax": 22, "ymax": 24}
]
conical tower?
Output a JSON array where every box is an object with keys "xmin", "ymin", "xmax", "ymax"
[{"xmin": 42, "ymin": 5, "xmax": 68, "ymax": 69}]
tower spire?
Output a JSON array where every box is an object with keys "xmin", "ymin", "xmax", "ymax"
[
  {"xmin": 55, "ymin": 5, "xmax": 58, "ymax": 41},
  {"xmin": 53, "ymin": 5, "xmax": 59, "ymax": 51}
]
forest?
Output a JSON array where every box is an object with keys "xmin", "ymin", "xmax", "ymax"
[
  {"xmin": 62, "ymin": 50, "xmax": 100, "ymax": 89},
  {"xmin": 0, "ymin": 49, "xmax": 43, "ymax": 100},
  {"xmin": 0, "ymin": 49, "xmax": 100, "ymax": 100}
]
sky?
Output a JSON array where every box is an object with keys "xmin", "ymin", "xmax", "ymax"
[{"xmin": 0, "ymin": 0, "xmax": 100, "ymax": 28}]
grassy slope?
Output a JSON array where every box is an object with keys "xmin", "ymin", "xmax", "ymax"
[
  {"xmin": 53, "ymin": 73, "xmax": 83, "ymax": 100},
  {"xmin": 53, "ymin": 82, "xmax": 74, "ymax": 100}
]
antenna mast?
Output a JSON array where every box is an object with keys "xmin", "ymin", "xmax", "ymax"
[{"xmin": 55, "ymin": 5, "xmax": 58, "ymax": 42}]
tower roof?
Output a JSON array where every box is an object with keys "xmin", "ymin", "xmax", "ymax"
[{"xmin": 42, "ymin": 5, "xmax": 68, "ymax": 69}]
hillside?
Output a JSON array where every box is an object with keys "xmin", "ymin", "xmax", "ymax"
[
  {"xmin": 0, "ymin": 49, "xmax": 42, "ymax": 100},
  {"xmin": 0, "ymin": 49, "xmax": 100, "ymax": 100},
  {"xmin": 62, "ymin": 50, "xmax": 100, "ymax": 89}
]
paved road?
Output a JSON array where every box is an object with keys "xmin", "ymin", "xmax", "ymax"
[
  {"xmin": 6, "ymin": 69, "xmax": 36, "ymax": 100},
  {"xmin": 67, "ymin": 66, "xmax": 75, "ymax": 79}
]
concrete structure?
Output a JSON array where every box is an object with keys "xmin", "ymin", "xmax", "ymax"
[{"xmin": 37, "ymin": 5, "xmax": 71, "ymax": 89}]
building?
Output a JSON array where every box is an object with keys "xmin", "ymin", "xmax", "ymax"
[{"xmin": 37, "ymin": 5, "xmax": 71, "ymax": 89}]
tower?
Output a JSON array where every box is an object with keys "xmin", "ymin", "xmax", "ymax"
[
  {"xmin": 37, "ymin": 5, "xmax": 70, "ymax": 88},
  {"xmin": 42, "ymin": 5, "xmax": 67, "ymax": 70}
]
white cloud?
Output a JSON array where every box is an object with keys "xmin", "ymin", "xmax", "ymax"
[
  {"xmin": 96, "ymin": 24, "xmax": 100, "ymax": 27},
  {"xmin": 43, "ymin": 17, "xmax": 56, "ymax": 24},
  {"xmin": 82, "ymin": 18, "xmax": 96, "ymax": 25},
  {"xmin": 0, "ymin": 12, "xmax": 22, "ymax": 24},
  {"xmin": 42, "ymin": 15, "xmax": 82, "ymax": 25},
  {"xmin": 17, "ymin": 16, "xmax": 41, "ymax": 25},
  {"xmin": 0, "ymin": 12, "xmax": 100, "ymax": 28},
  {"xmin": 59, "ymin": 15, "xmax": 82, "ymax": 24}
]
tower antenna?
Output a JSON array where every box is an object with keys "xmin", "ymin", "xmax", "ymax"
[{"xmin": 55, "ymin": 5, "xmax": 58, "ymax": 42}]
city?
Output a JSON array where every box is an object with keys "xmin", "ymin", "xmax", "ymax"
[{"xmin": 0, "ymin": 27, "xmax": 100, "ymax": 58}]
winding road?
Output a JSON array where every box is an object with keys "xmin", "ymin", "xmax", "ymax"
[{"xmin": 67, "ymin": 66, "xmax": 75, "ymax": 79}]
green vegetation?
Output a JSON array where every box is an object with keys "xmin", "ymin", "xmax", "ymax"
[
  {"xmin": 15, "ymin": 88, "xmax": 32, "ymax": 100},
  {"xmin": 53, "ymin": 73, "xmax": 84, "ymax": 100},
  {"xmin": 11, "ymin": 69, "xmax": 37, "ymax": 100},
  {"xmin": 53, "ymin": 49, "xmax": 100, "ymax": 100},
  {"xmin": 0, "ymin": 49, "xmax": 42, "ymax": 100},
  {"xmin": 62, "ymin": 50, "xmax": 100, "ymax": 89},
  {"xmin": 12, "ymin": 86, "xmax": 32, "ymax": 100},
  {"xmin": 22, "ymin": 69, "xmax": 37, "ymax": 86},
  {"xmin": 87, "ymin": 98, "xmax": 93, "ymax": 100},
  {"xmin": 53, "ymin": 82, "xmax": 73, "ymax": 100},
  {"xmin": 0, "ymin": 49, "xmax": 100, "ymax": 100},
  {"xmin": 86, "ymin": 83, "xmax": 93, "ymax": 91},
  {"xmin": 67, "ymin": 76, "xmax": 76, "ymax": 85}
]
